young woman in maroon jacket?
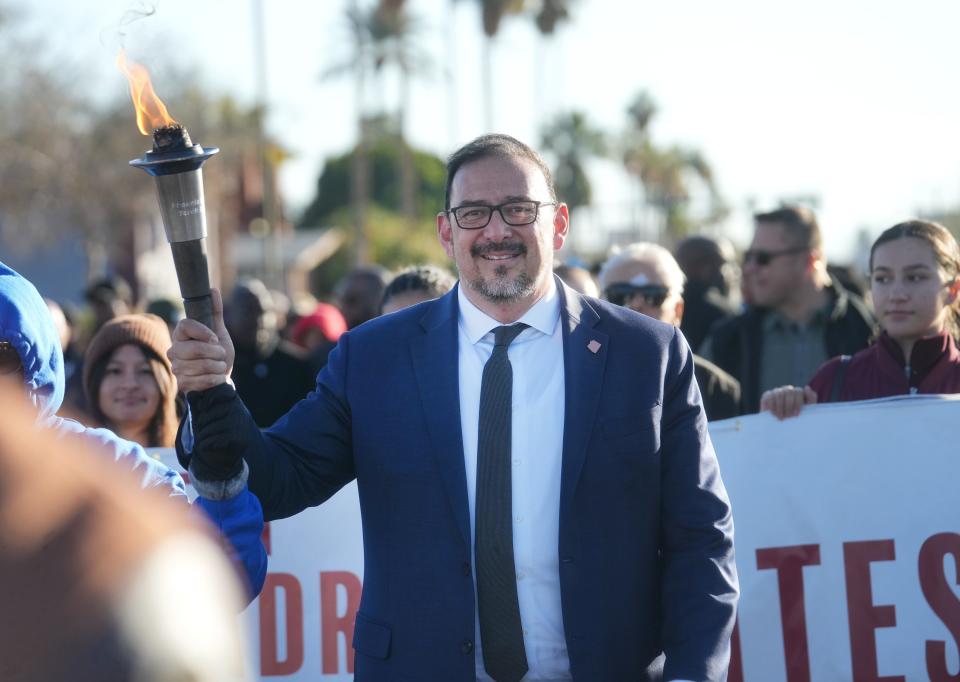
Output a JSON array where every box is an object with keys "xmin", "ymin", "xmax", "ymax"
[{"xmin": 761, "ymin": 219, "xmax": 960, "ymax": 419}]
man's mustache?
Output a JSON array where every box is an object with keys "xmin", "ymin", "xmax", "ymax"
[{"xmin": 471, "ymin": 241, "xmax": 527, "ymax": 257}]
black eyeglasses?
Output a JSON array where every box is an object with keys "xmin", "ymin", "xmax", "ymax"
[
  {"xmin": 0, "ymin": 341, "xmax": 22, "ymax": 376},
  {"xmin": 447, "ymin": 200, "xmax": 556, "ymax": 230},
  {"xmin": 743, "ymin": 247, "xmax": 808, "ymax": 267},
  {"xmin": 604, "ymin": 283, "xmax": 671, "ymax": 308}
]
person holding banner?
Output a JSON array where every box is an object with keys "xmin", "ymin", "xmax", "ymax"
[
  {"xmin": 700, "ymin": 206, "xmax": 875, "ymax": 413},
  {"xmin": 170, "ymin": 134, "xmax": 738, "ymax": 682},
  {"xmin": 761, "ymin": 219, "xmax": 960, "ymax": 418}
]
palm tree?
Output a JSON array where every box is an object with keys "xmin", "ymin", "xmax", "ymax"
[
  {"xmin": 621, "ymin": 91, "xmax": 726, "ymax": 240},
  {"xmin": 321, "ymin": 1, "xmax": 432, "ymax": 262},
  {"xmin": 476, "ymin": 0, "xmax": 527, "ymax": 130},
  {"xmin": 318, "ymin": 2, "xmax": 374, "ymax": 263},
  {"xmin": 626, "ymin": 91, "xmax": 657, "ymax": 138},
  {"xmin": 321, "ymin": 0, "xmax": 426, "ymax": 263},
  {"xmin": 370, "ymin": 0, "xmax": 433, "ymax": 221},
  {"xmin": 448, "ymin": 0, "xmax": 530, "ymax": 131},
  {"xmin": 624, "ymin": 143, "xmax": 721, "ymax": 238},
  {"xmin": 540, "ymin": 110, "xmax": 605, "ymax": 212},
  {"xmin": 530, "ymin": 0, "xmax": 576, "ymax": 127},
  {"xmin": 533, "ymin": 0, "xmax": 574, "ymax": 34}
]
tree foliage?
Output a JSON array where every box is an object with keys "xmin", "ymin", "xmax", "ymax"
[
  {"xmin": 0, "ymin": 6, "xmax": 147, "ymax": 252},
  {"xmin": 621, "ymin": 90, "xmax": 728, "ymax": 239},
  {"xmin": 540, "ymin": 110, "xmax": 606, "ymax": 211},
  {"xmin": 308, "ymin": 205, "xmax": 451, "ymax": 296},
  {"xmin": 534, "ymin": 0, "xmax": 575, "ymax": 35},
  {"xmin": 297, "ymin": 119, "xmax": 450, "ymax": 292},
  {"xmin": 0, "ymin": 3, "xmax": 271, "ymax": 263},
  {"xmin": 298, "ymin": 121, "xmax": 447, "ymax": 228}
]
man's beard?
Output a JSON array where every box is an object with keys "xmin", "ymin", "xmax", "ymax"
[{"xmin": 466, "ymin": 241, "xmax": 535, "ymax": 303}]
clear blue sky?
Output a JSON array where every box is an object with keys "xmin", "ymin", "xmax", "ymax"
[{"xmin": 16, "ymin": 0, "xmax": 960, "ymax": 263}]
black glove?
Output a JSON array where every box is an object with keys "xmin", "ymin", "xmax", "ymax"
[{"xmin": 184, "ymin": 383, "xmax": 249, "ymax": 482}]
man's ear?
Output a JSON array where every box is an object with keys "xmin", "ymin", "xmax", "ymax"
[
  {"xmin": 673, "ymin": 298, "xmax": 685, "ymax": 327},
  {"xmin": 437, "ymin": 212, "xmax": 455, "ymax": 260},
  {"xmin": 807, "ymin": 248, "xmax": 824, "ymax": 272},
  {"xmin": 552, "ymin": 203, "xmax": 570, "ymax": 250}
]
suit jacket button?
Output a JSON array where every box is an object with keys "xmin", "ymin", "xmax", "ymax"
[
  {"xmin": 462, "ymin": 562, "xmax": 472, "ymax": 576},
  {"xmin": 461, "ymin": 640, "xmax": 474, "ymax": 654}
]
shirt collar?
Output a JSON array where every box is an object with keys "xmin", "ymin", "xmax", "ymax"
[
  {"xmin": 457, "ymin": 278, "xmax": 560, "ymax": 345},
  {"xmin": 763, "ymin": 301, "xmax": 831, "ymax": 333},
  {"xmin": 878, "ymin": 329, "xmax": 951, "ymax": 372}
]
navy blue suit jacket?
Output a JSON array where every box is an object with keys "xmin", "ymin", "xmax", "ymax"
[{"xmin": 241, "ymin": 280, "xmax": 738, "ymax": 681}]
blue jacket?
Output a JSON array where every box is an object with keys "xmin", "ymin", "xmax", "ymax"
[
  {"xmin": 0, "ymin": 262, "xmax": 266, "ymax": 596},
  {"xmin": 226, "ymin": 280, "xmax": 738, "ymax": 681}
]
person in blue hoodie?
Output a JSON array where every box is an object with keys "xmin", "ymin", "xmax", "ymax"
[{"xmin": 0, "ymin": 261, "xmax": 266, "ymax": 597}]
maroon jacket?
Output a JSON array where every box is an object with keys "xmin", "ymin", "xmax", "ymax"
[{"xmin": 808, "ymin": 331, "xmax": 960, "ymax": 403}]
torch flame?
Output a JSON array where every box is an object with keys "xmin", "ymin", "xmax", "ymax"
[{"xmin": 116, "ymin": 49, "xmax": 176, "ymax": 135}]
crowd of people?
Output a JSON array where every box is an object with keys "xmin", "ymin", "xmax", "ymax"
[
  {"xmin": 25, "ymin": 205, "xmax": 960, "ymax": 435},
  {"xmin": 2, "ymin": 131, "xmax": 959, "ymax": 681}
]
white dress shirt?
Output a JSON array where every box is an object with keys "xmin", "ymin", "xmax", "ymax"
[
  {"xmin": 457, "ymin": 282, "xmax": 571, "ymax": 682},
  {"xmin": 458, "ymin": 282, "xmax": 697, "ymax": 682}
]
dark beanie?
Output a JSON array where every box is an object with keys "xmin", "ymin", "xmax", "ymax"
[{"xmin": 83, "ymin": 314, "xmax": 174, "ymax": 404}]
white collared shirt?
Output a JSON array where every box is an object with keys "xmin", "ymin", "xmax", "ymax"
[{"xmin": 457, "ymin": 282, "xmax": 571, "ymax": 682}]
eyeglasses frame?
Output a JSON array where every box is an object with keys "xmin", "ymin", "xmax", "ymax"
[
  {"xmin": 446, "ymin": 200, "xmax": 558, "ymax": 230},
  {"xmin": 603, "ymin": 283, "xmax": 673, "ymax": 309},
  {"xmin": 743, "ymin": 246, "xmax": 809, "ymax": 267}
]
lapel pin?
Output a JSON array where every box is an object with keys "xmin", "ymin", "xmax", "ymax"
[{"xmin": 587, "ymin": 340, "xmax": 602, "ymax": 354}]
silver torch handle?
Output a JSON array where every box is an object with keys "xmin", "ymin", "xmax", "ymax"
[{"xmin": 154, "ymin": 168, "xmax": 215, "ymax": 331}]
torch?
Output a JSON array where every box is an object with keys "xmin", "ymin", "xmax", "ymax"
[{"xmin": 118, "ymin": 50, "xmax": 218, "ymax": 331}]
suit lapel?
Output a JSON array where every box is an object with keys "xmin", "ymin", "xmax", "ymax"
[
  {"xmin": 408, "ymin": 282, "xmax": 607, "ymax": 549},
  {"xmin": 558, "ymin": 280, "xmax": 608, "ymax": 512},
  {"xmin": 410, "ymin": 288, "xmax": 471, "ymax": 550}
]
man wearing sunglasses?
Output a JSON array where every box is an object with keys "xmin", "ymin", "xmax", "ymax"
[
  {"xmin": 172, "ymin": 133, "xmax": 737, "ymax": 682},
  {"xmin": 700, "ymin": 206, "xmax": 874, "ymax": 412},
  {"xmin": 599, "ymin": 243, "xmax": 740, "ymax": 421}
]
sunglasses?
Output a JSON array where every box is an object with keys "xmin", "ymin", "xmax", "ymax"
[
  {"xmin": 0, "ymin": 341, "xmax": 23, "ymax": 376},
  {"xmin": 742, "ymin": 247, "xmax": 808, "ymax": 267},
  {"xmin": 604, "ymin": 283, "xmax": 671, "ymax": 308}
]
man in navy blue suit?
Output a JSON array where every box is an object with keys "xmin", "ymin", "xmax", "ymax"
[{"xmin": 170, "ymin": 134, "xmax": 738, "ymax": 682}]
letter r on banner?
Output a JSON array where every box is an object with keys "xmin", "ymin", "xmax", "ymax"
[{"xmin": 321, "ymin": 571, "xmax": 363, "ymax": 674}]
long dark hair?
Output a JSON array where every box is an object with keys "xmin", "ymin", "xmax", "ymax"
[
  {"xmin": 869, "ymin": 220, "xmax": 960, "ymax": 339},
  {"xmin": 86, "ymin": 343, "xmax": 179, "ymax": 448}
]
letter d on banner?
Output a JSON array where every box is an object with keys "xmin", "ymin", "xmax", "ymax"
[{"xmin": 260, "ymin": 573, "xmax": 305, "ymax": 675}]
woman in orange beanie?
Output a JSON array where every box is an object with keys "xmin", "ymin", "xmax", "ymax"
[{"xmin": 83, "ymin": 313, "xmax": 179, "ymax": 448}]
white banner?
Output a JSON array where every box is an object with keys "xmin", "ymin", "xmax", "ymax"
[
  {"xmin": 714, "ymin": 394, "xmax": 960, "ymax": 681},
  {"xmin": 155, "ymin": 394, "xmax": 960, "ymax": 681}
]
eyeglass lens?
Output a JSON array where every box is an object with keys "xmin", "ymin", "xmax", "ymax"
[
  {"xmin": 453, "ymin": 201, "xmax": 540, "ymax": 229},
  {"xmin": 605, "ymin": 285, "xmax": 669, "ymax": 308},
  {"xmin": 743, "ymin": 247, "xmax": 806, "ymax": 266},
  {"xmin": 744, "ymin": 251, "xmax": 773, "ymax": 266}
]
